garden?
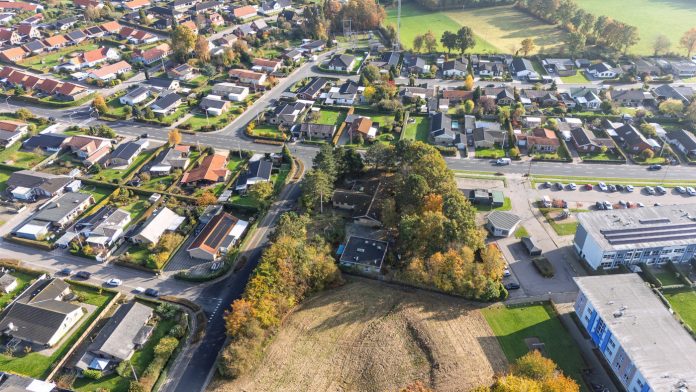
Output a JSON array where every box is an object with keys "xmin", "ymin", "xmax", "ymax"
[{"xmin": 401, "ymin": 116, "xmax": 429, "ymax": 142}]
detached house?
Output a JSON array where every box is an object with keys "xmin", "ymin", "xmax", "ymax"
[
  {"xmin": 234, "ymin": 158, "xmax": 272, "ymax": 193},
  {"xmin": 571, "ymin": 88, "xmax": 602, "ymax": 110},
  {"xmin": 82, "ymin": 207, "xmax": 131, "ymax": 250},
  {"xmin": 666, "ymin": 129, "xmax": 696, "ymax": 158},
  {"xmin": 522, "ymin": 128, "xmax": 560, "ymax": 153},
  {"xmin": 149, "ymin": 145, "xmax": 190, "ymax": 175},
  {"xmin": 212, "ymin": 82, "xmax": 248, "ymax": 101},
  {"xmin": 119, "ymin": 86, "xmax": 151, "ymax": 106},
  {"xmin": 228, "ymin": 68, "xmax": 266, "ymax": 85},
  {"xmin": 327, "ymin": 54, "xmax": 356, "ymax": 72},
  {"xmin": 296, "ymin": 77, "xmax": 327, "ymax": 100},
  {"xmin": 429, "ymin": 112, "xmax": 456, "ymax": 146},
  {"xmin": 149, "ymin": 93, "xmax": 182, "ymax": 115},
  {"xmin": 200, "ymin": 95, "xmax": 231, "ymax": 116},
  {"xmin": 509, "ymin": 57, "xmax": 538, "ymax": 80},
  {"xmin": 106, "ymin": 140, "xmax": 149, "ymax": 167},
  {"xmin": 62, "ymin": 135, "xmax": 112, "ymax": 166},
  {"xmin": 251, "ymin": 58, "xmax": 281, "ymax": 73},
  {"xmin": 570, "ymin": 127, "xmax": 615, "ymax": 153},
  {"xmin": 610, "ymin": 89, "xmax": 655, "ymax": 107},
  {"xmin": 587, "ymin": 62, "xmax": 619, "ymax": 79},
  {"xmin": 88, "ymin": 60, "xmax": 132, "ymax": 81},
  {"xmin": 299, "ymin": 123, "xmax": 336, "ymax": 141},
  {"xmin": 347, "ymin": 115, "xmax": 378, "ymax": 141},
  {"xmin": 6, "ymin": 170, "xmax": 71, "ymax": 200},
  {"xmin": 442, "ymin": 59, "xmax": 468, "ymax": 77},
  {"xmin": 132, "ymin": 43, "xmax": 170, "ymax": 65},
  {"xmin": 131, "ymin": 207, "xmax": 184, "ymax": 245},
  {"xmin": 0, "ymin": 120, "xmax": 28, "ymax": 147},
  {"xmin": 233, "ymin": 5, "xmax": 257, "ymax": 21},
  {"xmin": 180, "ymin": 153, "xmax": 230, "ymax": 186},
  {"xmin": 187, "ymin": 212, "xmax": 248, "ymax": 260},
  {"xmin": 0, "ymin": 47, "xmax": 28, "ymax": 63},
  {"xmin": 0, "ymin": 28, "xmax": 20, "ymax": 45},
  {"xmin": 167, "ymin": 63, "xmax": 195, "ymax": 80},
  {"xmin": 614, "ymin": 124, "xmax": 658, "ymax": 153},
  {"xmin": 269, "ymin": 102, "xmax": 307, "ymax": 126},
  {"xmin": 325, "ymin": 80, "xmax": 362, "ymax": 105},
  {"xmin": 473, "ymin": 127, "xmax": 506, "ymax": 148},
  {"xmin": 259, "ymin": 0, "xmax": 290, "ymax": 15}
]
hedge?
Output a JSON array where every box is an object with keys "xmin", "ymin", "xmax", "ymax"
[
  {"xmin": 532, "ymin": 257, "xmax": 555, "ymax": 278},
  {"xmin": 3, "ymin": 235, "xmax": 54, "ymax": 251}
]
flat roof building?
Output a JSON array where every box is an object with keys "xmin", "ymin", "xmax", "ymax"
[
  {"xmin": 574, "ymin": 204, "xmax": 696, "ymax": 270},
  {"xmin": 574, "ymin": 274, "xmax": 696, "ymax": 392},
  {"xmin": 339, "ymin": 236, "xmax": 388, "ymax": 273}
]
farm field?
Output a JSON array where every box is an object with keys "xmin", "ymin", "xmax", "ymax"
[
  {"xmin": 386, "ymin": 3, "xmax": 566, "ymax": 53},
  {"xmin": 577, "ymin": 0, "xmax": 696, "ymax": 55},
  {"xmin": 211, "ymin": 278, "xmax": 508, "ymax": 392}
]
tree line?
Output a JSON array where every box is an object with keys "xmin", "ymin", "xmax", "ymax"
[{"xmin": 410, "ymin": 0, "xmax": 514, "ymax": 11}]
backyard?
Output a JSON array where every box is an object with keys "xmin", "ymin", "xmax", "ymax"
[
  {"xmin": 315, "ymin": 109, "xmax": 347, "ymax": 127},
  {"xmin": 402, "ymin": 116, "xmax": 429, "ymax": 142},
  {"xmin": 475, "ymin": 147, "xmax": 506, "ymax": 159},
  {"xmin": 0, "ymin": 142, "xmax": 46, "ymax": 168},
  {"xmin": 247, "ymin": 124, "xmax": 287, "ymax": 140},
  {"xmin": 482, "ymin": 303, "xmax": 587, "ymax": 389},
  {"xmin": 19, "ymin": 43, "xmax": 100, "ymax": 72},
  {"xmin": 0, "ymin": 271, "xmax": 36, "ymax": 311},
  {"xmin": 0, "ymin": 167, "xmax": 15, "ymax": 191},
  {"xmin": 386, "ymin": 3, "xmax": 566, "ymax": 53},
  {"xmin": 663, "ymin": 289, "xmax": 696, "ymax": 331},
  {"xmin": 539, "ymin": 208, "xmax": 583, "ymax": 236}
]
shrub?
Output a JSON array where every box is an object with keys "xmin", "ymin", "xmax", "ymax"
[
  {"xmin": 116, "ymin": 359, "xmax": 132, "ymax": 378},
  {"xmin": 82, "ymin": 369, "xmax": 102, "ymax": 380},
  {"xmin": 532, "ymin": 257, "xmax": 555, "ymax": 278},
  {"xmin": 156, "ymin": 302, "xmax": 178, "ymax": 319},
  {"xmin": 169, "ymin": 323, "xmax": 187, "ymax": 339}
]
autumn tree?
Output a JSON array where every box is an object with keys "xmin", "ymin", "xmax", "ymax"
[
  {"xmin": 686, "ymin": 100, "xmax": 696, "ymax": 125},
  {"xmin": 85, "ymin": 5, "xmax": 101, "ymax": 20},
  {"xmin": 464, "ymin": 73, "xmax": 474, "ymax": 90},
  {"xmin": 248, "ymin": 181, "xmax": 274, "ymax": 207},
  {"xmin": 335, "ymin": 0, "xmax": 385, "ymax": 31},
  {"xmin": 423, "ymin": 30, "xmax": 438, "ymax": 53},
  {"xmin": 92, "ymin": 94, "xmax": 107, "ymax": 114},
  {"xmin": 196, "ymin": 190, "xmax": 217, "ymax": 206},
  {"xmin": 653, "ymin": 34, "xmax": 671, "ymax": 56},
  {"xmin": 659, "ymin": 98, "xmax": 684, "ymax": 116},
  {"xmin": 413, "ymin": 35, "xmax": 424, "ymax": 53},
  {"xmin": 565, "ymin": 32, "xmax": 586, "ymax": 56},
  {"xmin": 483, "ymin": 351, "xmax": 579, "ymax": 392},
  {"xmin": 170, "ymin": 25, "xmax": 197, "ymax": 62},
  {"xmin": 168, "ymin": 129, "xmax": 182, "ymax": 145},
  {"xmin": 195, "ymin": 35, "xmax": 210, "ymax": 63},
  {"xmin": 680, "ymin": 28, "xmax": 696, "ymax": 58},
  {"xmin": 641, "ymin": 148, "xmax": 655, "ymax": 160},
  {"xmin": 520, "ymin": 38, "xmax": 535, "ymax": 56}
]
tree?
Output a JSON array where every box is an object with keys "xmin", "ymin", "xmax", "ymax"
[
  {"xmin": 641, "ymin": 148, "xmax": 655, "ymax": 160},
  {"xmin": 659, "ymin": 98, "xmax": 684, "ymax": 116},
  {"xmin": 168, "ymin": 129, "xmax": 182, "ymax": 145},
  {"xmin": 455, "ymin": 26, "xmax": 475, "ymax": 55},
  {"xmin": 413, "ymin": 34, "xmax": 424, "ymax": 53},
  {"xmin": 513, "ymin": 350, "xmax": 557, "ymax": 380},
  {"xmin": 464, "ymin": 99, "xmax": 475, "ymax": 114},
  {"xmin": 170, "ymin": 25, "xmax": 196, "ymax": 62},
  {"xmin": 195, "ymin": 35, "xmax": 210, "ymax": 63},
  {"xmin": 334, "ymin": 0, "xmax": 385, "ymax": 32},
  {"xmin": 653, "ymin": 34, "xmax": 671, "ymax": 56},
  {"xmin": 464, "ymin": 74, "xmax": 474, "ymax": 91},
  {"xmin": 85, "ymin": 4, "xmax": 101, "ymax": 20},
  {"xmin": 364, "ymin": 143, "xmax": 396, "ymax": 170},
  {"xmin": 680, "ymin": 28, "xmax": 696, "ymax": 58},
  {"xmin": 361, "ymin": 64, "xmax": 380, "ymax": 84},
  {"xmin": 92, "ymin": 94, "xmax": 107, "ymax": 114},
  {"xmin": 520, "ymin": 38, "xmax": 535, "ymax": 56},
  {"xmin": 312, "ymin": 144, "xmax": 337, "ymax": 181},
  {"xmin": 639, "ymin": 123, "xmax": 657, "ymax": 138},
  {"xmin": 14, "ymin": 108, "xmax": 33, "ymax": 120},
  {"xmin": 440, "ymin": 31, "xmax": 458, "ymax": 54},
  {"xmin": 423, "ymin": 30, "xmax": 437, "ymax": 53},
  {"xmin": 564, "ymin": 32, "xmax": 586, "ymax": 56},
  {"xmin": 300, "ymin": 170, "xmax": 334, "ymax": 211},
  {"xmin": 196, "ymin": 191, "xmax": 217, "ymax": 206},
  {"xmin": 249, "ymin": 181, "xmax": 274, "ymax": 207}
]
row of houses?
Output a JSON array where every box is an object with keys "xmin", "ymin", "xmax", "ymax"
[{"xmin": 0, "ymin": 66, "xmax": 88, "ymax": 100}]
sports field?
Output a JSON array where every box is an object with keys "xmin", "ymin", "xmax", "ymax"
[
  {"xmin": 577, "ymin": 0, "xmax": 696, "ymax": 55},
  {"xmin": 386, "ymin": 3, "xmax": 566, "ymax": 54}
]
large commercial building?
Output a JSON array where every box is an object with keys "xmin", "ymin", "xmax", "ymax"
[
  {"xmin": 574, "ymin": 274, "xmax": 696, "ymax": 392},
  {"xmin": 573, "ymin": 204, "xmax": 696, "ymax": 270}
]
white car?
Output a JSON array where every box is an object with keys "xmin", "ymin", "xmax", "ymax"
[
  {"xmin": 567, "ymin": 183, "xmax": 577, "ymax": 190},
  {"xmin": 133, "ymin": 287, "xmax": 145, "ymax": 294},
  {"xmin": 503, "ymin": 268, "xmax": 511, "ymax": 277},
  {"xmin": 676, "ymin": 186, "xmax": 687, "ymax": 194},
  {"xmin": 625, "ymin": 185, "xmax": 634, "ymax": 192},
  {"xmin": 687, "ymin": 187, "xmax": 696, "ymax": 196},
  {"xmin": 106, "ymin": 278, "xmax": 122, "ymax": 287},
  {"xmin": 597, "ymin": 182, "xmax": 608, "ymax": 191}
]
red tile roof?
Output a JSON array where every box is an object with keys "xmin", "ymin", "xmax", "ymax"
[
  {"xmin": 187, "ymin": 212, "xmax": 239, "ymax": 256},
  {"xmin": 180, "ymin": 154, "xmax": 229, "ymax": 184},
  {"xmin": 233, "ymin": 5, "xmax": 256, "ymax": 18}
]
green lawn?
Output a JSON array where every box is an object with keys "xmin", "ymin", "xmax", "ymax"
[
  {"xmin": 227, "ymin": 156, "xmax": 244, "ymax": 173},
  {"xmin": 577, "ymin": 0, "xmax": 696, "ymax": 55},
  {"xmin": 653, "ymin": 269, "xmax": 683, "ymax": 287},
  {"xmin": 248, "ymin": 124, "xmax": 287, "ymax": 140},
  {"xmin": 19, "ymin": 43, "xmax": 99, "ymax": 72},
  {"xmin": 120, "ymin": 197, "xmax": 150, "ymax": 222},
  {"xmin": 181, "ymin": 111, "xmax": 237, "ymax": 132},
  {"xmin": 0, "ymin": 272, "xmax": 36, "ymax": 311},
  {"xmin": 272, "ymin": 165, "xmax": 291, "ymax": 193},
  {"xmin": 82, "ymin": 184, "xmax": 115, "ymax": 205},
  {"xmin": 514, "ymin": 225, "xmax": 529, "ymax": 239},
  {"xmin": 579, "ymin": 150, "xmax": 624, "ymax": 161},
  {"xmin": 402, "ymin": 116, "xmax": 429, "ymax": 142},
  {"xmin": 105, "ymin": 96, "xmax": 131, "ymax": 118},
  {"xmin": 482, "ymin": 304, "xmax": 587, "ymax": 389},
  {"xmin": 561, "ymin": 71, "xmax": 590, "ymax": 84},
  {"xmin": 475, "ymin": 147, "xmax": 506, "ymax": 159},
  {"xmin": 387, "ymin": 3, "xmax": 565, "ymax": 54},
  {"xmin": 474, "ymin": 197, "xmax": 512, "ymax": 212},
  {"xmin": 316, "ymin": 109, "xmax": 347, "ymax": 127},
  {"xmin": 663, "ymin": 289, "xmax": 696, "ymax": 331},
  {"xmin": 0, "ymin": 142, "xmax": 46, "ymax": 168},
  {"xmin": 540, "ymin": 208, "xmax": 581, "ymax": 236},
  {"xmin": 0, "ymin": 284, "xmax": 114, "ymax": 379},
  {"xmin": 93, "ymin": 150, "xmax": 154, "ymax": 184},
  {"xmin": 140, "ymin": 174, "xmax": 175, "ymax": 192},
  {"xmin": 0, "ymin": 168, "xmax": 13, "ymax": 191}
]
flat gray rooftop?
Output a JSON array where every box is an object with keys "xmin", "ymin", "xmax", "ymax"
[
  {"xmin": 575, "ymin": 274, "xmax": 696, "ymax": 391},
  {"xmin": 576, "ymin": 204, "xmax": 696, "ymax": 251}
]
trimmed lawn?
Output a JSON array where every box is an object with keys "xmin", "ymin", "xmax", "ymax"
[
  {"xmin": 120, "ymin": 196, "xmax": 150, "ymax": 222},
  {"xmin": 227, "ymin": 156, "xmax": 244, "ymax": 173},
  {"xmin": 82, "ymin": 184, "xmax": 115, "ymax": 205},
  {"xmin": 353, "ymin": 110, "xmax": 394, "ymax": 129},
  {"xmin": 653, "ymin": 269, "xmax": 682, "ymax": 287},
  {"xmin": 193, "ymin": 182, "xmax": 226, "ymax": 197},
  {"xmin": 0, "ymin": 284, "xmax": 114, "ymax": 379},
  {"xmin": 580, "ymin": 150, "xmax": 624, "ymax": 161},
  {"xmin": 663, "ymin": 289, "xmax": 696, "ymax": 331},
  {"xmin": 140, "ymin": 174, "xmax": 175, "ymax": 192},
  {"xmin": 0, "ymin": 272, "xmax": 36, "ymax": 311},
  {"xmin": 387, "ymin": 3, "xmax": 565, "ymax": 54},
  {"xmin": 0, "ymin": 168, "xmax": 13, "ymax": 191},
  {"xmin": 93, "ymin": 150, "xmax": 155, "ymax": 184},
  {"xmin": 181, "ymin": 111, "xmax": 237, "ymax": 132},
  {"xmin": 561, "ymin": 71, "xmax": 590, "ymax": 83},
  {"xmin": 514, "ymin": 225, "xmax": 529, "ymax": 239},
  {"xmin": 19, "ymin": 43, "xmax": 99, "ymax": 72},
  {"xmin": 482, "ymin": 304, "xmax": 586, "ymax": 388},
  {"xmin": 316, "ymin": 109, "xmax": 346, "ymax": 127},
  {"xmin": 272, "ymin": 164, "xmax": 291, "ymax": 193},
  {"xmin": 475, "ymin": 147, "xmax": 505, "ymax": 159},
  {"xmin": 0, "ymin": 142, "xmax": 46, "ymax": 168},
  {"xmin": 248, "ymin": 124, "xmax": 287, "ymax": 140},
  {"xmin": 105, "ymin": 96, "xmax": 130, "ymax": 118},
  {"xmin": 540, "ymin": 208, "xmax": 581, "ymax": 236},
  {"xmin": 474, "ymin": 197, "xmax": 512, "ymax": 212},
  {"xmin": 402, "ymin": 116, "xmax": 429, "ymax": 142},
  {"xmin": 577, "ymin": 0, "xmax": 696, "ymax": 55}
]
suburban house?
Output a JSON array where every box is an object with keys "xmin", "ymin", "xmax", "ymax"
[
  {"xmin": 0, "ymin": 28, "xmax": 21, "ymax": 45},
  {"xmin": 509, "ymin": 57, "xmax": 538, "ymax": 80},
  {"xmin": 55, "ymin": 47, "xmax": 119, "ymax": 71},
  {"xmin": 212, "ymin": 83, "xmax": 249, "ymax": 101},
  {"xmin": 485, "ymin": 211, "xmax": 520, "ymax": 237},
  {"xmin": 6, "ymin": 170, "xmax": 71, "ymax": 200},
  {"xmin": 0, "ymin": 120, "xmax": 28, "ymax": 147},
  {"xmin": 441, "ymin": 89, "xmax": 474, "ymax": 104},
  {"xmin": 400, "ymin": 86, "xmax": 435, "ymax": 102},
  {"xmin": 614, "ymin": 124, "xmax": 658, "ymax": 153},
  {"xmin": 339, "ymin": 236, "xmax": 388, "ymax": 273},
  {"xmin": 145, "ymin": 77, "xmax": 179, "ymax": 92},
  {"xmin": 167, "ymin": 63, "xmax": 196, "ymax": 80},
  {"xmin": 295, "ymin": 77, "xmax": 327, "ymax": 100},
  {"xmin": 76, "ymin": 301, "xmax": 153, "ymax": 373},
  {"xmin": 298, "ymin": 123, "xmax": 336, "ymax": 140},
  {"xmin": 180, "ymin": 153, "xmax": 230, "ymax": 186},
  {"xmin": 0, "ymin": 47, "xmax": 28, "ymax": 62},
  {"xmin": 65, "ymin": 30, "xmax": 88, "ymax": 44},
  {"xmin": 232, "ymin": 5, "xmax": 257, "ymax": 21},
  {"xmin": 105, "ymin": 139, "xmax": 149, "ymax": 167},
  {"xmin": 520, "ymin": 127, "xmax": 560, "ymax": 153},
  {"xmin": 0, "ymin": 278, "xmax": 84, "ymax": 347},
  {"xmin": 571, "ymin": 88, "xmax": 602, "ymax": 110},
  {"xmin": 327, "ymin": 54, "xmax": 356, "ymax": 72},
  {"xmin": 570, "ymin": 127, "xmax": 616, "ymax": 153},
  {"xmin": 82, "ymin": 207, "xmax": 131, "ymax": 250},
  {"xmin": 55, "ymin": 82, "xmax": 89, "ymax": 101},
  {"xmin": 587, "ymin": 62, "xmax": 619, "ymax": 79},
  {"xmin": 346, "ymin": 115, "xmax": 377, "ymax": 141},
  {"xmin": 404, "ymin": 55, "xmax": 429, "ymax": 75},
  {"xmin": 665, "ymin": 129, "xmax": 696, "ymax": 158},
  {"xmin": 652, "ymin": 84, "xmax": 694, "ymax": 104},
  {"xmin": 123, "ymin": 0, "xmax": 150, "ymax": 10},
  {"xmin": 234, "ymin": 158, "xmax": 272, "ymax": 193},
  {"xmin": 62, "ymin": 135, "xmax": 112, "ymax": 166},
  {"xmin": 22, "ymin": 133, "xmax": 66, "ymax": 152},
  {"xmin": 150, "ymin": 93, "xmax": 182, "ymax": 115},
  {"xmin": 228, "ymin": 68, "xmax": 267, "ymax": 85},
  {"xmin": 187, "ymin": 212, "xmax": 249, "ymax": 260},
  {"xmin": 473, "ymin": 127, "xmax": 506, "ymax": 148},
  {"xmin": 131, "ymin": 207, "xmax": 184, "ymax": 245},
  {"xmin": 234, "ymin": 23, "xmax": 255, "ymax": 37},
  {"xmin": 87, "ymin": 60, "xmax": 132, "ymax": 82},
  {"xmin": 332, "ymin": 178, "xmax": 382, "ymax": 227},
  {"xmin": 251, "ymin": 58, "xmax": 282, "ymax": 73},
  {"xmin": 149, "ymin": 145, "xmax": 190, "ymax": 175},
  {"xmin": 42, "ymin": 34, "xmax": 68, "ymax": 50},
  {"xmin": 484, "ymin": 87, "xmax": 515, "ymax": 105},
  {"xmin": 610, "ymin": 89, "xmax": 655, "ymax": 107},
  {"xmin": 298, "ymin": 39, "xmax": 325, "ymax": 53},
  {"xmin": 325, "ymin": 80, "xmax": 362, "ymax": 105},
  {"xmin": 22, "ymin": 39, "xmax": 46, "ymax": 55},
  {"xmin": 132, "ymin": 43, "xmax": 171, "ymax": 65},
  {"xmin": 251, "ymin": 19, "xmax": 268, "ymax": 32},
  {"xmin": 259, "ymin": 0, "xmax": 290, "ymax": 15},
  {"xmin": 542, "ymin": 58, "xmax": 575, "ymax": 76},
  {"xmin": 119, "ymin": 86, "xmax": 151, "ymax": 106},
  {"xmin": 200, "ymin": 95, "xmax": 231, "ymax": 116},
  {"xmin": 269, "ymin": 102, "xmax": 306, "ymax": 126},
  {"xmin": 0, "ymin": 272, "xmax": 17, "ymax": 293},
  {"xmin": 463, "ymin": 188, "xmax": 505, "ymax": 208},
  {"xmin": 282, "ymin": 48, "xmax": 302, "ymax": 63},
  {"xmin": 429, "ymin": 112, "xmax": 456, "ymax": 146},
  {"xmin": 371, "ymin": 51, "xmax": 400, "ymax": 72},
  {"xmin": 442, "ymin": 59, "xmax": 468, "ymax": 77},
  {"xmin": 520, "ymin": 89, "xmax": 558, "ymax": 108},
  {"xmin": 14, "ymin": 193, "xmax": 91, "ymax": 239},
  {"xmin": 668, "ymin": 60, "xmax": 696, "ymax": 78}
]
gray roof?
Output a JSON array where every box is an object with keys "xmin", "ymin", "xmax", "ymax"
[
  {"xmin": 237, "ymin": 159, "xmax": 272, "ymax": 187},
  {"xmin": 89, "ymin": 208, "xmax": 130, "ymax": 238},
  {"xmin": 200, "ymin": 96, "xmax": 227, "ymax": 110},
  {"xmin": 0, "ymin": 372, "xmax": 56, "ymax": 391},
  {"xmin": 473, "ymin": 127, "xmax": 505, "ymax": 143},
  {"xmin": 300, "ymin": 122, "xmax": 335, "ymax": 135},
  {"xmin": 430, "ymin": 112, "xmax": 453, "ymax": 135},
  {"xmin": 339, "ymin": 236, "xmax": 387, "ymax": 268},
  {"xmin": 7, "ymin": 170, "xmax": 71, "ymax": 194},
  {"xmin": 32, "ymin": 192, "xmax": 91, "ymax": 224},
  {"xmin": 297, "ymin": 77, "xmax": 327, "ymax": 97},
  {"xmin": 0, "ymin": 273, "xmax": 16, "ymax": 290},
  {"xmin": 109, "ymin": 141, "xmax": 143, "ymax": 161},
  {"xmin": 486, "ymin": 211, "xmax": 520, "ymax": 231},
  {"xmin": 442, "ymin": 59, "xmax": 467, "ymax": 73},
  {"xmin": 574, "ymin": 274, "xmax": 696, "ymax": 390},
  {"xmin": 615, "ymin": 124, "xmax": 649, "ymax": 148},
  {"xmin": 653, "ymin": 84, "xmax": 694, "ymax": 103},
  {"xmin": 22, "ymin": 39, "xmax": 45, "ymax": 51},
  {"xmin": 511, "ymin": 57, "xmax": 534, "ymax": 73},
  {"xmin": 667, "ymin": 129, "xmax": 696, "ymax": 151},
  {"xmin": 328, "ymin": 54, "xmax": 355, "ymax": 69},
  {"xmin": 66, "ymin": 30, "xmax": 87, "ymax": 41},
  {"xmin": 89, "ymin": 301, "xmax": 153, "ymax": 360},
  {"xmin": 124, "ymin": 86, "xmax": 149, "ymax": 100},
  {"xmin": 577, "ymin": 204, "xmax": 696, "ymax": 251},
  {"xmin": 151, "ymin": 93, "xmax": 181, "ymax": 110}
]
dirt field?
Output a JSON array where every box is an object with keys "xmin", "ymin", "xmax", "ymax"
[{"xmin": 211, "ymin": 278, "xmax": 508, "ymax": 392}]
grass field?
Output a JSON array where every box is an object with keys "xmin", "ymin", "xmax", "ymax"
[
  {"xmin": 0, "ymin": 272, "xmax": 35, "ymax": 311},
  {"xmin": 475, "ymin": 197, "xmax": 512, "ymax": 212},
  {"xmin": 577, "ymin": 0, "xmax": 696, "ymax": 55},
  {"xmin": 402, "ymin": 116, "xmax": 429, "ymax": 142},
  {"xmin": 316, "ymin": 109, "xmax": 346, "ymax": 127},
  {"xmin": 653, "ymin": 269, "xmax": 683, "ymax": 286},
  {"xmin": 482, "ymin": 304, "xmax": 586, "ymax": 388},
  {"xmin": 0, "ymin": 142, "xmax": 46, "ymax": 168},
  {"xmin": 387, "ymin": 3, "xmax": 566, "ymax": 53},
  {"xmin": 212, "ymin": 278, "xmax": 508, "ymax": 392},
  {"xmin": 663, "ymin": 289, "xmax": 696, "ymax": 331},
  {"xmin": 0, "ymin": 168, "xmax": 14, "ymax": 191},
  {"xmin": 19, "ymin": 43, "xmax": 99, "ymax": 72}
]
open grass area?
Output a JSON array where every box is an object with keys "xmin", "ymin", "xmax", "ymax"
[
  {"xmin": 540, "ymin": 208, "xmax": 581, "ymax": 236},
  {"xmin": 0, "ymin": 167, "xmax": 14, "ymax": 191},
  {"xmin": 579, "ymin": 150, "xmax": 625, "ymax": 162},
  {"xmin": 0, "ymin": 142, "xmax": 46, "ymax": 168},
  {"xmin": 93, "ymin": 150, "xmax": 154, "ymax": 184},
  {"xmin": 663, "ymin": 289, "xmax": 696, "ymax": 331},
  {"xmin": 0, "ymin": 271, "xmax": 36, "ymax": 311},
  {"xmin": 475, "ymin": 147, "xmax": 506, "ymax": 159},
  {"xmin": 81, "ymin": 184, "xmax": 114, "ymax": 205},
  {"xmin": 402, "ymin": 116, "xmax": 429, "ymax": 142},
  {"xmin": 561, "ymin": 71, "xmax": 590, "ymax": 84},
  {"xmin": 181, "ymin": 111, "xmax": 237, "ymax": 132},
  {"xmin": 577, "ymin": 0, "xmax": 696, "ymax": 55},
  {"xmin": 140, "ymin": 174, "xmax": 176, "ymax": 192},
  {"xmin": 248, "ymin": 124, "xmax": 287, "ymax": 140},
  {"xmin": 653, "ymin": 269, "xmax": 683, "ymax": 287},
  {"xmin": 316, "ymin": 109, "xmax": 346, "ymax": 127},
  {"xmin": 482, "ymin": 304, "xmax": 586, "ymax": 389},
  {"xmin": 19, "ymin": 43, "xmax": 100, "ymax": 72},
  {"xmin": 386, "ymin": 3, "xmax": 565, "ymax": 53},
  {"xmin": 120, "ymin": 196, "xmax": 150, "ymax": 222},
  {"xmin": 474, "ymin": 197, "xmax": 512, "ymax": 212},
  {"xmin": 227, "ymin": 156, "xmax": 244, "ymax": 173},
  {"xmin": 0, "ymin": 284, "xmax": 114, "ymax": 379}
]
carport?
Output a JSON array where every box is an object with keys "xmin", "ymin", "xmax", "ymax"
[{"xmin": 521, "ymin": 236, "xmax": 542, "ymax": 256}]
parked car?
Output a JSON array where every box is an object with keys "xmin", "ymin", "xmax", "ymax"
[
  {"xmin": 656, "ymin": 186, "xmax": 667, "ymax": 194},
  {"xmin": 554, "ymin": 182, "xmax": 564, "ymax": 190},
  {"xmin": 75, "ymin": 271, "xmax": 91, "ymax": 279},
  {"xmin": 144, "ymin": 288, "xmax": 159, "ymax": 297},
  {"xmin": 648, "ymin": 164, "xmax": 662, "ymax": 170},
  {"xmin": 625, "ymin": 185, "xmax": 634, "ymax": 192},
  {"xmin": 618, "ymin": 200, "xmax": 627, "ymax": 206},
  {"xmin": 58, "ymin": 268, "xmax": 72, "ymax": 276},
  {"xmin": 645, "ymin": 186, "xmax": 656, "ymax": 195},
  {"xmin": 105, "ymin": 278, "xmax": 122, "ymax": 287},
  {"xmin": 687, "ymin": 187, "xmax": 696, "ymax": 196},
  {"xmin": 603, "ymin": 201, "xmax": 613, "ymax": 210},
  {"xmin": 542, "ymin": 181, "xmax": 552, "ymax": 188},
  {"xmin": 567, "ymin": 183, "xmax": 577, "ymax": 190},
  {"xmin": 597, "ymin": 182, "xmax": 608, "ymax": 191},
  {"xmin": 584, "ymin": 183, "xmax": 593, "ymax": 190},
  {"xmin": 676, "ymin": 186, "xmax": 687, "ymax": 194},
  {"xmin": 607, "ymin": 184, "xmax": 617, "ymax": 192},
  {"xmin": 505, "ymin": 282, "xmax": 520, "ymax": 290},
  {"xmin": 637, "ymin": 202, "xmax": 645, "ymax": 207},
  {"xmin": 615, "ymin": 184, "xmax": 624, "ymax": 192},
  {"xmin": 133, "ymin": 287, "xmax": 145, "ymax": 294},
  {"xmin": 595, "ymin": 201, "xmax": 605, "ymax": 210}
]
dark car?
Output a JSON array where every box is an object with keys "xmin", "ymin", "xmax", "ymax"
[
  {"xmin": 75, "ymin": 271, "xmax": 91, "ymax": 279},
  {"xmin": 542, "ymin": 181, "xmax": 552, "ymax": 188},
  {"xmin": 505, "ymin": 282, "xmax": 520, "ymax": 290},
  {"xmin": 607, "ymin": 184, "xmax": 617, "ymax": 192},
  {"xmin": 48, "ymin": 117, "xmax": 56, "ymax": 122},
  {"xmin": 554, "ymin": 182, "xmax": 563, "ymax": 190},
  {"xmin": 144, "ymin": 288, "xmax": 159, "ymax": 297},
  {"xmin": 141, "ymin": 133, "xmax": 149, "ymax": 138},
  {"xmin": 648, "ymin": 164, "xmax": 662, "ymax": 170},
  {"xmin": 58, "ymin": 268, "xmax": 72, "ymax": 276}
]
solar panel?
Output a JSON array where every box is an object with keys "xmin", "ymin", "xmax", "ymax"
[
  {"xmin": 205, "ymin": 215, "xmax": 235, "ymax": 248},
  {"xmin": 600, "ymin": 222, "xmax": 696, "ymax": 235},
  {"xmin": 608, "ymin": 232, "xmax": 696, "ymax": 245},
  {"xmin": 604, "ymin": 227, "xmax": 696, "ymax": 240}
]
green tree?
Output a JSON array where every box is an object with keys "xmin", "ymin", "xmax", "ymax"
[
  {"xmin": 300, "ymin": 170, "xmax": 334, "ymax": 211},
  {"xmin": 14, "ymin": 108, "xmax": 33, "ymax": 120},
  {"xmin": 659, "ymin": 98, "xmax": 684, "ymax": 116},
  {"xmin": 565, "ymin": 31, "xmax": 586, "ymax": 56},
  {"xmin": 312, "ymin": 144, "xmax": 337, "ymax": 181},
  {"xmin": 455, "ymin": 26, "xmax": 475, "ymax": 55},
  {"xmin": 413, "ymin": 34, "xmax": 424, "ymax": 53},
  {"xmin": 249, "ymin": 181, "xmax": 274, "ymax": 207},
  {"xmin": 170, "ymin": 25, "xmax": 197, "ymax": 62},
  {"xmin": 440, "ymin": 31, "xmax": 458, "ymax": 54}
]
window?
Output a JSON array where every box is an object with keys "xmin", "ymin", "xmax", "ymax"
[
  {"xmin": 609, "ymin": 339, "xmax": 616, "ymax": 348},
  {"xmin": 595, "ymin": 319, "xmax": 606, "ymax": 336}
]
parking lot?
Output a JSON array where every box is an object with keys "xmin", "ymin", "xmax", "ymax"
[{"xmin": 535, "ymin": 182, "xmax": 696, "ymax": 209}]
